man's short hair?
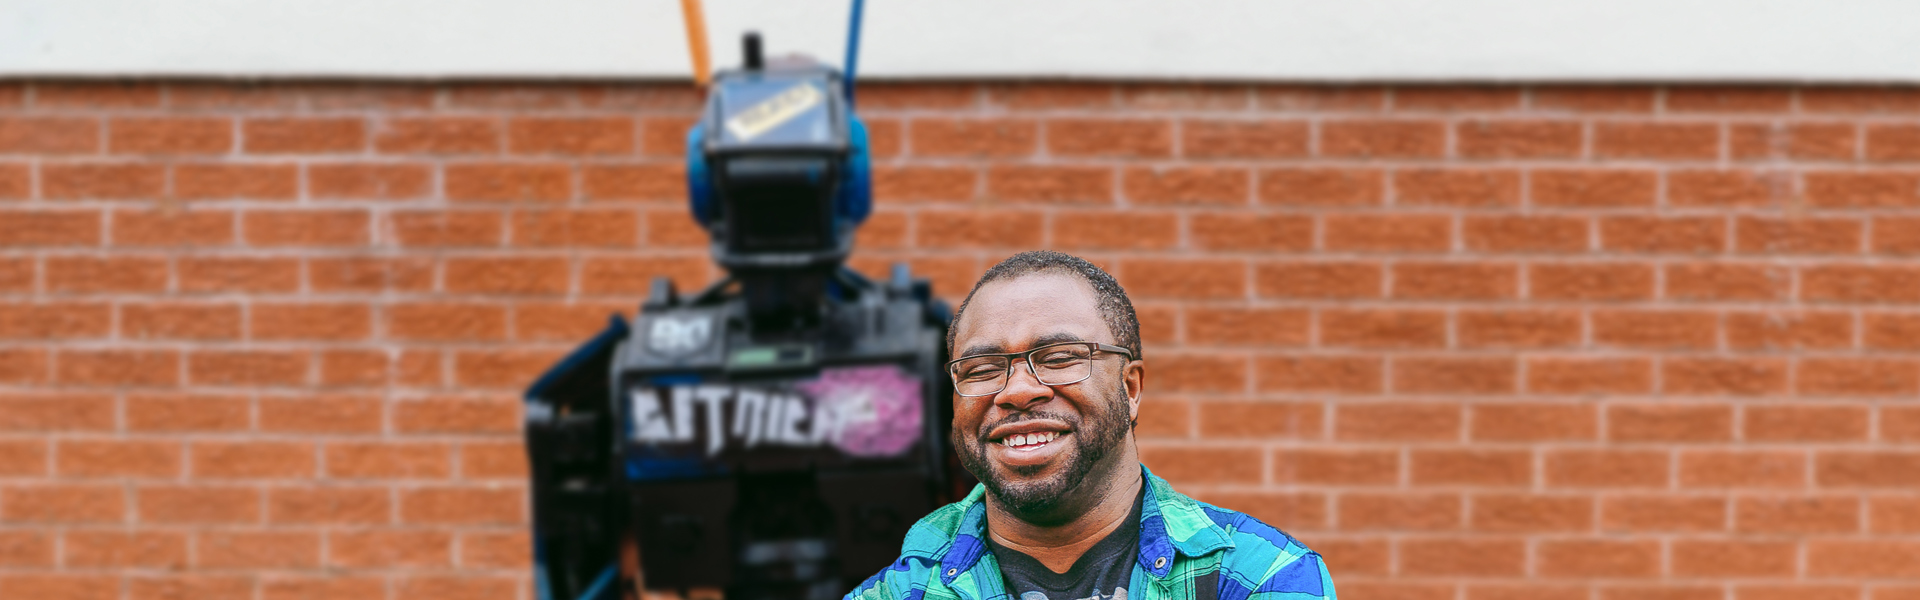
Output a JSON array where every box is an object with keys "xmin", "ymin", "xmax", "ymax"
[{"xmin": 946, "ymin": 250, "xmax": 1143, "ymax": 361}]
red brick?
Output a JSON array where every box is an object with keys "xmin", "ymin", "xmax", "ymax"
[
  {"xmin": 512, "ymin": 208, "xmax": 639, "ymax": 247},
  {"xmin": 376, "ymin": 117, "xmax": 502, "ymax": 154},
  {"xmin": 864, "ymin": 118, "xmax": 903, "ymax": 157},
  {"xmin": 1545, "ymin": 449, "xmax": 1669, "ymax": 488},
  {"xmin": 0, "ymin": 164, "xmax": 26, "ymax": 199},
  {"xmin": 1411, "ymin": 449, "xmax": 1532, "ymax": 486},
  {"xmin": 1457, "ymin": 309, "xmax": 1582, "ymax": 348},
  {"xmin": 1747, "ymin": 404, "xmax": 1869, "ymax": 441},
  {"xmin": 1663, "ymin": 357, "xmax": 1789, "ymax": 396},
  {"xmin": 986, "ymin": 165, "xmax": 1112, "ymax": 204},
  {"xmin": 1526, "ymin": 357, "xmax": 1653, "ymax": 395},
  {"xmin": 308, "ymin": 163, "xmax": 433, "ymax": 199},
  {"xmin": 1809, "ymin": 541, "xmax": 1920, "ymax": 577},
  {"xmin": 514, "ymin": 301, "xmax": 629, "ymax": 341},
  {"xmin": 268, "ymin": 486, "xmax": 390, "ymax": 525},
  {"xmin": 178, "ymin": 257, "xmax": 301, "ymax": 292},
  {"xmin": 41, "ymin": 163, "xmax": 166, "ymax": 199},
  {"xmin": 0, "ymin": 117, "xmax": 99, "ymax": 153},
  {"xmin": 1733, "ymin": 122, "xmax": 1858, "ymax": 160},
  {"xmin": 1671, "ymin": 540, "xmax": 1798, "ymax": 577},
  {"xmin": 196, "ymin": 530, "xmax": 320, "ymax": 569},
  {"xmin": 1397, "ymin": 86, "xmax": 1521, "ymax": 110},
  {"xmin": 1609, "ymin": 404, "xmax": 1733, "ymax": 442},
  {"xmin": 1471, "ymin": 403, "xmax": 1597, "ymax": 441},
  {"xmin": 1667, "ymin": 87, "xmax": 1793, "ymax": 112},
  {"xmin": 62, "ymin": 530, "xmax": 186, "ymax": 568},
  {"xmin": 0, "ymin": 348, "xmax": 48, "ymax": 383},
  {"xmin": 1736, "ymin": 216, "xmax": 1862, "ymax": 254},
  {"xmin": 1394, "ymin": 357, "xmax": 1517, "ymax": 395},
  {"xmin": 111, "ymin": 208, "xmax": 236, "ymax": 246},
  {"xmin": 388, "ymin": 210, "xmax": 503, "ymax": 247},
  {"xmin": 1592, "ymin": 310, "xmax": 1718, "ymax": 349},
  {"xmin": 260, "ymin": 576, "xmax": 395, "ymax": 600},
  {"xmin": 1253, "ymin": 356, "xmax": 1383, "ymax": 394},
  {"xmin": 1272, "ymin": 449, "xmax": 1399, "ymax": 485},
  {"xmin": 0, "ymin": 575, "xmax": 118, "ymax": 600},
  {"xmin": 1324, "ymin": 214, "xmax": 1451, "ymax": 252},
  {"xmin": 56, "ymin": 440, "xmax": 181, "ymax": 478},
  {"xmin": 1053, "ymin": 211, "xmax": 1180, "ymax": 250},
  {"xmin": 1470, "ymin": 494, "xmax": 1592, "ymax": 532},
  {"xmin": 1336, "ymin": 583, "xmax": 1452, "ymax": 600},
  {"xmin": 189, "ymin": 350, "xmax": 309, "ymax": 386},
  {"xmin": 126, "ymin": 393, "xmax": 249, "ymax": 432},
  {"xmin": 1125, "ymin": 167, "xmax": 1250, "ymax": 206},
  {"xmin": 1255, "ymin": 261, "xmax": 1382, "ymax": 299},
  {"xmin": 1819, "ymin": 452, "xmax": 1920, "ymax": 487},
  {"xmin": 1802, "ymin": 87, "xmax": 1920, "ymax": 113},
  {"xmin": 989, "ymin": 82, "xmax": 1114, "ymax": 109},
  {"xmin": 243, "ymin": 209, "xmax": 370, "ymax": 247},
  {"xmin": 108, "ymin": 117, "xmax": 231, "ymax": 154},
  {"xmin": 445, "ymin": 163, "xmax": 573, "ymax": 202},
  {"xmin": 308, "ymin": 255, "xmax": 436, "ymax": 292},
  {"xmin": 0, "ymin": 302, "xmax": 112, "ymax": 339},
  {"xmin": 394, "ymin": 397, "xmax": 520, "ymax": 434},
  {"xmin": 1339, "ymin": 494, "xmax": 1462, "ymax": 531},
  {"xmin": 1321, "ymin": 309, "xmax": 1446, "ymax": 348},
  {"xmin": 137, "ymin": 485, "xmax": 260, "ymax": 523},
  {"xmin": 1600, "ymin": 216, "xmax": 1725, "ymax": 253},
  {"xmin": 1192, "ymin": 401, "xmax": 1320, "ymax": 440},
  {"xmin": 508, "ymin": 117, "xmax": 633, "ymax": 155},
  {"xmin": 1798, "ymin": 358, "xmax": 1920, "ymax": 396},
  {"xmin": 1457, "ymin": 120, "xmax": 1581, "ymax": 158},
  {"xmin": 1668, "ymin": 262, "xmax": 1791, "ymax": 301},
  {"xmin": 35, "ymin": 82, "xmax": 161, "ymax": 107},
  {"xmin": 1396, "ymin": 169, "xmax": 1521, "ymax": 208},
  {"xmin": 187, "ymin": 441, "xmax": 314, "ymax": 479},
  {"xmin": 461, "ymin": 441, "xmax": 531, "ymax": 479},
  {"xmin": 47, "ymin": 256, "xmax": 170, "ymax": 293},
  {"xmin": 394, "ymin": 575, "xmax": 520, "ymax": 600},
  {"xmin": 1392, "ymin": 262, "xmax": 1517, "ymax": 299},
  {"xmin": 875, "ymin": 166, "xmax": 976, "ymax": 202},
  {"xmin": 1805, "ymin": 171, "xmax": 1920, "ymax": 208},
  {"xmin": 1304, "ymin": 537, "xmax": 1387, "ymax": 576},
  {"xmin": 1255, "ymin": 85, "xmax": 1385, "ymax": 111},
  {"xmin": 907, "ymin": 118, "xmax": 1036, "ymax": 157},
  {"xmin": 1595, "ymin": 122, "xmax": 1720, "ymax": 158},
  {"xmin": 1735, "ymin": 586, "xmax": 1861, "ymax": 600},
  {"xmin": 914, "ymin": 209, "xmax": 1044, "ymax": 249},
  {"xmin": 1336, "ymin": 402, "xmax": 1462, "ymax": 441},
  {"xmin": 1047, "ymin": 119, "xmax": 1171, "ymax": 157},
  {"xmin": 1537, "ymin": 539, "xmax": 1661, "ymax": 577},
  {"xmin": 1186, "ymin": 307, "xmax": 1309, "ymax": 346},
  {"xmin": 443, "ymin": 256, "xmax": 569, "ymax": 294},
  {"xmin": 1321, "ymin": 120, "xmax": 1446, "ymax": 157},
  {"xmin": 128, "ymin": 575, "xmax": 253, "ymax": 600},
  {"xmin": 1735, "ymin": 496, "xmax": 1860, "ymax": 532},
  {"xmin": 1120, "ymin": 258, "xmax": 1246, "ymax": 299},
  {"xmin": 399, "ymin": 486, "xmax": 524, "ymax": 525},
  {"xmin": 1864, "ymin": 312, "xmax": 1920, "ymax": 350},
  {"xmin": 1258, "ymin": 168, "xmax": 1383, "ymax": 206},
  {"xmin": 1468, "ymin": 585, "xmax": 1591, "ymax": 600},
  {"xmin": 1464, "ymin": 215, "xmax": 1587, "ymax": 253},
  {"xmin": 328, "ymin": 529, "xmax": 452, "ymax": 568},
  {"xmin": 1872, "ymin": 497, "xmax": 1920, "ymax": 533},
  {"xmin": 387, "ymin": 302, "xmax": 508, "ymax": 341},
  {"xmin": 1, "ymin": 484, "xmax": 124, "ymax": 523},
  {"xmin": 453, "ymin": 348, "xmax": 567, "ymax": 388},
  {"xmin": 1670, "ymin": 169, "xmax": 1785, "ymax": 207},
  {"xmin": 244, "ymin": 118, "xmax": 365, "ymax": 153},
  {"xmin": 0, "ymin": 210, "xmax": 102, "ymax": 247},
  {"xmin": 638, "ymin": 115, "xmax": 697, "ymax": 156},
  {"xmin": 582, "ymin": 163, "xmax": 682, "ymax": 201},
  {"xmin": 259, "ymin": 394, "xmax": 383, "ymax": 433},
  {"xmin": 55, "ymin": 349, "xmax": 181, "ymax": 386},
  {"xmin": 1183, "ymin": 120, "xmax": 1308, "ymax": 158},
  {"xmin": 1727, "ymin": 310, "xmax": 1853, "ymax": 350},
  {"xmin": 0, "ymin": 440, "xmax": 47, "ymax": 476},
  {"xmin": 1530, "ymin": 263, "xmax": 1654, "ymax": 300},
  {"xmin": 1119, "ymin": 84, "xmax": 1250, "ymax": 110},
  {"xmin": 1141, "ymin": 447, "xmax": 1264, "ymax": 484},
  {"xmin": 1601, "ymin": 495, "xmax": 1726, "ymax": 532}
]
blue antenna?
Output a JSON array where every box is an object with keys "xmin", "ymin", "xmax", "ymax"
[{"xmin": 843, "ymin": 0, "xmax": 865, "ymax": 107}]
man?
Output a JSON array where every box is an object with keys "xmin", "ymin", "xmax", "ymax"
[{"xmin": 847, "ymin": 251, "xmax": 1335, "ymax": 600}]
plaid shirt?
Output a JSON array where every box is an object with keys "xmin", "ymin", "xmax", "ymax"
[{"xmin": 846, "ymin": 466, "xmax": 1336, "ymax": 600}]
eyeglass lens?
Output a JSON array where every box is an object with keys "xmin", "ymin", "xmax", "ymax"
[{"xmin": 951, "ymin": 344, "xmax": 1096, "ymax": 396}]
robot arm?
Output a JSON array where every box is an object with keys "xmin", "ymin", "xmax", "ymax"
[{"xmin": 525, "ymin": 317, "xmax": 630, "ymax": 600}]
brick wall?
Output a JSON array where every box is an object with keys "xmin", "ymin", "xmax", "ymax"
[{"xmin": 2, "ymin": 81, "xmax": 1919, "ymax": 600}]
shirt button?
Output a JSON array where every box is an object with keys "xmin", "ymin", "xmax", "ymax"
[
  {"xmin": 1154, "ymin": 556, "xmax": 1168, "ymax": 569},
  {"xmin": 947, "ymin": 568, "xmax": 958, "ymax": 577}
]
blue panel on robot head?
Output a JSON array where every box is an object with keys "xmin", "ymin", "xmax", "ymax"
[{"xmin": 683, "ymin": 67, "xmax": 871, "ymax": 241}]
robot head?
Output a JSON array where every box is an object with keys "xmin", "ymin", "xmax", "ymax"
[{"xmin": 685, "ymin": 34, "xmax": 873, "ymax": 272}]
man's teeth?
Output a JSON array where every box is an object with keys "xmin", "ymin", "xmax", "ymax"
[{"xmin": 1002, "ymin": 432, "xmax": 1060, "ymax": 447}]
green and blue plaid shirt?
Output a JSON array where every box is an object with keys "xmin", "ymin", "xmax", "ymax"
[{"xmin": 846, "ymin": 466, "xmax": 1336, "ymax": 600}]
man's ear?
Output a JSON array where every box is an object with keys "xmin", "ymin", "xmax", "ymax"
[{"xmin": 1123, "ymin": 359, "xmax": 1146, "ymax": 425}]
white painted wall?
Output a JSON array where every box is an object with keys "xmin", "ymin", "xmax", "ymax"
[{"xmin": 4, "ymin": 0, "xmax": 1919, "ymax": 81}]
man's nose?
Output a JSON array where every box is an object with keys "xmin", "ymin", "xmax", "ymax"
[{"xmin": 994, "ymin": 361, "xmax": 1051, "ymax": 410}]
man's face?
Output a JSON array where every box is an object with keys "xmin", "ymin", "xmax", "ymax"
[{"xmin": 947, "ymin": 273, "xmax": 1138, "ymax": 523}]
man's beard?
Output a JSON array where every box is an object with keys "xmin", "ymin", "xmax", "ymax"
[{"xmin": 953, "ymin": 385, "xmax": 1132, "ymax": 524}]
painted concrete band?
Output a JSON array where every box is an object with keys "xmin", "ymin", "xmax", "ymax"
[{"xmin": 5, "ymin": 0, "xmax": 1920, "ymax": 81}]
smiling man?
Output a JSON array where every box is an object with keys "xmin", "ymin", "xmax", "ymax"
[{"xmin": 847, "ymin": 251, "xmax": 1335, "ymax": 600}]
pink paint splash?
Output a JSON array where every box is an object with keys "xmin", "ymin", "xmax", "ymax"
[{"xmin": 797, "ymin": 365, "xmax": 923, "ymax": 457}]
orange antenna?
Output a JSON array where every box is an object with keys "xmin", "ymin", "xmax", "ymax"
[{"xmin": 679, "ymin": 0, "xmax": 714, "ymax": 86}]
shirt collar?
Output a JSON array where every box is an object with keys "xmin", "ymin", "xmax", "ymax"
[{"xmin": 920, "ymin": 464, "xmax": 1235, "ymax": 583}]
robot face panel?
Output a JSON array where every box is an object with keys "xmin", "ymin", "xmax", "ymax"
[{"xmin": 716, "ymin": 76, "xmax": 835, "ymax": 146}]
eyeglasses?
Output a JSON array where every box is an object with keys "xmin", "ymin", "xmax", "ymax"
[{"xmin": 946, "ymin": 342, "xmax": 1134, "ymax": 397}]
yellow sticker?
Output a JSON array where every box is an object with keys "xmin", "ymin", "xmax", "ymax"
[{"xmin": 724, "ymin": 83, "xmax": 823, "ymax": 142}]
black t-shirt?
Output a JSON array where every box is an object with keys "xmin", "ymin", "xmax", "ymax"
[{"xmin": 986, "ymin": 489, "xmax": 1145, "ymax": 600}]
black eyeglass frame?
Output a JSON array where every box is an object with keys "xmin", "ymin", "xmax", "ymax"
[{"xmin": 945, "ymin": 341, "xmax": 1135, "ymax": 397}]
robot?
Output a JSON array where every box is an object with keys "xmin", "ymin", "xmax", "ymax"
[{"xmin": 522, "ymin": 32, "xmax": 969, "ymax": 600}]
